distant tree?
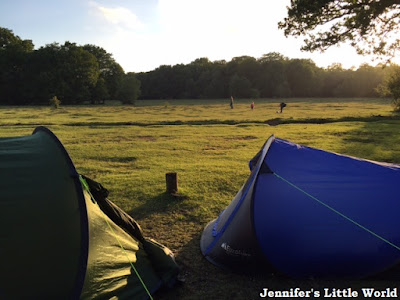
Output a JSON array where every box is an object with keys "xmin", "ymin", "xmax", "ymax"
[
  {"xmin": 24, "ymin": 42, "xmax": 99, "ymax": 104},
  {"xmin": 387, "ymin": 69, "xmax": 400, "ymax": 111},
  {"xmin": 231, "ymin": 56, "xmax": 260, "ymax": 85},
  {"xmin": 170, "ymin": 64, "xmax": 192, "ymax": 98},
  {"xmin": 118, "ymin": 73, "xmax": 141, "ymax": 104},
  {"xmin": 285, "ymin": 59, "xmax": 321, "ymax": 97},
  {"xmin": 60, "ymin": 42, "xmax": 99, "ymax": 103},
  {"xmin": 24, "ymin": 43, "xmax": 64, "ymax": 103},
  {"xmin": 150, "ymin": 65, "xmax": 174, "ymax": 99},
  {"xmin": 189, "ymin": 58, "xmax": 213, "ymax": 81},
  {"xmin": 352, "ymin": 64, "xmax": 385, "ymax": 97},
  {"xmin": 188, "ymin": 58, "xmax": 214, "ymax": 98},
  {"xmin": 256, "ymin": 53, "xmax": 290, "ymax": 97},
  {"xmin": 0, "ymin": 27, "xmax": 33, "ymax": 52},
  {"xmin": 204, "ymin": 67, "xmax": 227, "ymax": 98},
  {"xmin": 332, "ymin": 70, "xmax": 357, "ymax": 97},
  {"xmin": 83, "ymin": 44, "xmax": 124, "ymax": 99},
  {"xmin": 258, "ymin": 52, "xmax": 288, "ymax": 63},
  {"xmin": 377, "ymin": 65, "xmax": 400, "ymax": 111},
  {"xmin": 229, "ymin": 74, "xmax": 259, "ymax": 98},
  {"xmin": 320, "ymin": 63, "xmax": 348, "ymax": 97},
  {"xmin": 279, "ymin": 0, "xmax": 400, "ymax": 62},
  {"xmin": 0, "ymin": 27, "xmax": 34, "ymax": 104},
  {"xmin": 91, "ymin": 77, "xmax": 109, "ymax": 104}
]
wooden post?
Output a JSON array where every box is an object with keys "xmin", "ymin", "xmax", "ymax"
[{"xmin": 166, "ymin": 172, "xmax": 178, "ymax": 194}]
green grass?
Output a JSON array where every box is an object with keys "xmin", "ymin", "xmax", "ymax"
[
  {"xmin": 1, "ymin": 98, "xmax": 400, "ymax": 299},
  {"xmin": 0, "ymin": 98, "xmax": 395, "ymax": 127}
]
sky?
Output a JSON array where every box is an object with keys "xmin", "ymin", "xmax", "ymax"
[{"xmin": 0, "ymin": 0, "xmax": 394, "ymax": 73}]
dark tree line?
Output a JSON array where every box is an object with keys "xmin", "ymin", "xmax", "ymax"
[
  {"xmin": 0, "ymin": 27, "xmax": 140, "ymax": 105},
  {"xmin": 1, "ymin": 27, "xmax": 397, "ymax": 105},
  {"xmin": 137, "ymin": 53, "xmax": 392, "ymax": 100}
]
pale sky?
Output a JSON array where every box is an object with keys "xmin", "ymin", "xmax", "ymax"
[{"xmin": 0, "ymin": 0, "xmax": 393, "ymax": 73}]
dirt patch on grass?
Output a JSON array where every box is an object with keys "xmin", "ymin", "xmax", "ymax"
[
  {"xmin": 137, "ymin": 136, "xmax": 158, "ymax": 142},
  {"xmin": 226, "ymin": 135, "xmax": 258, "ymax": 141}
]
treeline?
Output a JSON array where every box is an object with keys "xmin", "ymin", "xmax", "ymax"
[
  {"xmin": 0, "ymin": 27, "xmax": 140, "ymax": 105},
  {"xmin": 138, "ymin": 54, "xmax": 392, "ymax": 100},
  {"xmin": 1, "ymin": 27, "xmax": 396, "ymax": 105}
]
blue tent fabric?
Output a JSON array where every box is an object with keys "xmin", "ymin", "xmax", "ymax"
[{"xmin": 200, "ymin": 136, "xmax": 400, "ymax": 278}]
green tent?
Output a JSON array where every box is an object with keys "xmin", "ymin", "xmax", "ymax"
[{"xmin": 0, "ymin": 127, "xmax": 179, "ymax": 299}]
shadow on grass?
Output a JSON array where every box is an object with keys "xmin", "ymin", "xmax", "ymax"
[
  {"xmin": 156, "ymin": 230, "xmax": 400, "ymax": 300},
  {"xmin": 155, "ymin": 232, "xmax": 278, "ymax": 300},
  {"xmin": 129, "ymin": 191, "xmax": 190, "ymax": 220},
  {"xmin": 266, "ymin": 113, "xmax": 400, "ymax": 126},
  {"xmin": 339, "ymin": 117, "xmax": 400, "ymax": 163}
]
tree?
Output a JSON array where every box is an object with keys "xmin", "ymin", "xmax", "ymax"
[
  {"xmin": 258, "ymin": 52, "xmax": 288, "ymax": 64},
  {"xmin": 321, "ymin": 63, "xmax": 348, "ymax": 97},
  {"xmin": 0, "ymin": 27, "xmax": 34, "ymax": 104},
  {"xmin": 231, "ymin": 56, "xmax": 260, "ymax": 85},
  {"xmin": 24, "ymin": 43, "xmax": 64, "ymax": 104},
  {"xmin": 204, "ymin": 67, "xmax": 228, "ymax": 98},
  {"xmin": 24, "ymin": 42, "xmax": 99, "ymax": 104},
  {"xmin": 352, "ymin": 64, "xmax": 385, "ymax": 97},
  {"xmin": 0, "ymin": 27, "xmax": 33, "ymax": 52},
  {"xmin": 285, "ymin": 59, "xmax": 320, "ymax": 97},
  {"xmin": 91, "ymin": 77, "xmax": 109, "ymax": 104},
  {"xmin": 117, "ymin": 73, "xmax": 141, "ymax": 104},
  {"xmin": 60, "ymin": 42, "xmax": 100, "ymax": 104},
  {"xmin": 279, "ymin": 0, "xmax": 400, "ymax": 62},
  {"xmin": 377, "ymin": 65, "xmax": 400, "ymax": 111},
  {"xmin": 229, "ymin": 74, "xmax": 259, "ymax": 98},
  {"xmin": 256, "ymin": 53, "xmax": 290, "ymax": 97},
  {"xmin": 83, "ymin": 45, "xmax": 124, "ymax": 99}
]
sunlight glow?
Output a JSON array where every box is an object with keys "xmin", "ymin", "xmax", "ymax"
[{"xmin": 87, "ymin": 0, "xmax": 398, "ymax": 72}]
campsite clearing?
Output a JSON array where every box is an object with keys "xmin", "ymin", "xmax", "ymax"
[{"xmin": 1, "ymin": 98, "xmax": 400, "ymax": 299}]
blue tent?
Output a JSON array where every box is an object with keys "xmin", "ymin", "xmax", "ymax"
[{"xmin": 200, "ymin": 136, "xmax": 400, "ymax": 278}]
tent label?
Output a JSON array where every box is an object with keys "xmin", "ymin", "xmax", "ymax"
[{"xmin": 220, "ymin": 243, "xmax": 251, "ymax": 257}]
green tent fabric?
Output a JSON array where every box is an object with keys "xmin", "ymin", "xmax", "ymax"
[{"xmin": 0, "ymin": 127, "xmax": 179, "ymax": 300}]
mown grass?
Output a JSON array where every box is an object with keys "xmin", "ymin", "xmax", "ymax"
[{"xmin": 1, "ymin": 98, "xmax": 400, "ymax": 299}]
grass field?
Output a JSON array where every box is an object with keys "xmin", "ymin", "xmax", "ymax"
[{"xmin": 1, "ymin": 98, "xmax": 400, "ymax": 299}]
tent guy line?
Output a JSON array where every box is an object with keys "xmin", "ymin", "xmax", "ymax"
[
  {"xmin": 272, "ymin": 172, "xmax": 400, "ymax": 253},
  {"xmin": 201, "ymin": 136, "xmax": 400, "ymax": 278}
]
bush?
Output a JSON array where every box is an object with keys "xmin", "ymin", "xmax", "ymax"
[
  {"xmin": 393, "ymin": 100, "xmax": 400, "ymax": 112},
  {"xmin": 377, "ymin": 65, "xmax": 400, "ymax": 112},
  {"xmin": 117, "ymin": 73, "xmax": 141, "ymax": 105},
  {"xmin": 49, "ymin": 96, "xmax": 61, "ymax": 108}
]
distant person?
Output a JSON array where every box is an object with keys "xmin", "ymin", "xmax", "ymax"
[
  {"xmin": 279, "ymin": 102, "xmax": 287, "ymax": 113},
  {"xmin": 250, "ymin": 101, "xmax": 254, "ymax": 110},
  {"xmin": 230, "ymin": 96, "xmax": 234, "ymax": 109}
]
